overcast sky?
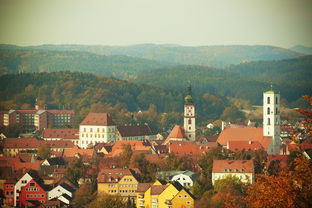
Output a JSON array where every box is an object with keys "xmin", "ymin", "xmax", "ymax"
[{"xmin": 0, "ymin": 0, "xmax": 311, "ymax": 48}]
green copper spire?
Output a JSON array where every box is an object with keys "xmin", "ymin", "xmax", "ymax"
[{"xmin": 185, "ymin": 82, "xmax": 193, "ymax": 104}]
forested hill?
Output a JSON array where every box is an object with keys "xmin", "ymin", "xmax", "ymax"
[
  {"xmin": 131, "ymin": 56, "xmax": 312, "ymax": 105},
  {"xmin": 0, "ymin": 47, "xmax": 174, "ymax": 78},
  {"xmin": 1, "ymin": 44, "xmax": 303, "ymax": 68},
  {"xmin": 0, "ymin": 72, "xmax": 231, "ymax": 129}
]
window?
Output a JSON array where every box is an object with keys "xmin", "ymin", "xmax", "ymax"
[
  {"xmin": 189, "ymin": 127, "xmax": 191, "ymax": 130},
  {"xmin": 276, "ymin": 97, "xmax": 278, "ymax": 104},
  {"xmin": 178, "ymin": 195, "xmax": 182, "ymax": 198},
  {"xmin": 276, "ymin": 107, "xmax": 278, "ymax": 115},
  {"xmin": 267, "ymin": 107, "xmax": 270, "ymax": 115},
  {"xmin": 184, "ymin": 195, "xmax": 188, "ymax": 198},
  {"xmin": 187, "ymin": 201, "xmax": 191, "ymax": 204},
  {"xmin": 268, "ymin": 118, "xmax": 270, "ymax": 125},
  {"xmin": 188, "ymin": 119, "xmax": 192, "ymax": 124},
  {"xmin": 267, "ymin": 97, "xmax": 270, "ymax": 104}
]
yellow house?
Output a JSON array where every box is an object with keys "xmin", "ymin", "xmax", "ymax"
[
  {"xmin": 97, "ymin": 168, "xmax": 141, "ymax": 200},
  {"xmin": 171, "ymin": 189, "xmax": 194, "ymax": 208},
  {"xmin": 137, "ymin": 180, "xmax": 194, "ymax": 208}
]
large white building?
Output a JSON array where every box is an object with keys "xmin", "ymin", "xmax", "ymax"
[
  {"xmin": 263, "ymin": 90, "xmax": 281, "ymax": 154},
  {"xmin": 79, "ymin": 113, "xmax": 116, "ymax": 148},
  {"xmin": 184, "ymin": 84, "xmax": 196, "ymax": 141},
  {"xmin": 212, "ymin": 160, "xmax": 255, "ymax": 185}
]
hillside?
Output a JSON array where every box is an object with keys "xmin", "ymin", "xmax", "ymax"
[
  {"xmin": 131, "ymin": 56, "xmax": 312, "ymax": 105},
  {"xmin": 0, "ymin": 72, "xmax": 232, "ymax": 129},
  {"xmin": 2, "ymin": 44, "xmax": 303, "ymax": 68},
  {"xmin": 289, "ymin": 45, "xmax": 312, "ymax": 55},
  {"xmin": 0, "ymin": 46, "xmax": 174, "ymax": 78}
]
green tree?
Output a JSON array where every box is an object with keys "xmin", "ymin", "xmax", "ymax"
[
  {"xmin": 37, "ymin": 143, "xmax": 51, "ymax": 160},
  {"xmin": 220, "ymin": 105, "xmax": 245, "ymax": 122},
  {"xmin": 66, "ymin": 157, "xmax": 83, "ymax": 185}
]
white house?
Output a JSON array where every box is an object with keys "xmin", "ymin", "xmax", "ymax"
[
  {"xmin": 170, "ymin": 171, "xmax": 198, "ymax": 188},
  {"xmin": 212, "ymin": 160, "xmax": 255, "ymax": 185},
  {"xmin": 156, "ymin": 170, "xmax": 198, "ymax": 189},
  {"xmin": 14, "ymin": 172, "xmax": 35, "ymax": 206},
  {"xmin": 79, "ymin": 113, "xmax": 116, "ymax": 149},
  {"xmin": 48, "ymin": 183, "xmax": 76, "ymax": 205}
]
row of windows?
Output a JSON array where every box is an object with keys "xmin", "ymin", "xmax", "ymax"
[
  {"xmin": 5, "ymin": 191, "xmax": 14, "ymax": 195},
  {"xmin": 267, "ymin": 118, "xmax": 279, "ymax": 125},
  {"xmin": 178, "ymin": 194, "xmax": 189, "ymax": 198},
  {"xmin": 26, "ymin": 194, "xmax": 44, "ymax": 198},
  {"xmin": 5, "ymin": 185, "xmax": 14, "ymax": 188},
  {"xmin": 26, "ymin": 187, "xmax": 40, "ymax": 191},
  {"xmin": 83, "ymin": 127, "xmax": 115, "ymax": 133},
  {"xmin": 81, "ymin": 134, "xmax": 105, "ymax": 138},
  {"xmin": 267, "ymin": 107, "xmax": 279, "ymax": 115},
  {"xmin": 120, "ymin": 184, "xmax": 137, "ymax": 188}
]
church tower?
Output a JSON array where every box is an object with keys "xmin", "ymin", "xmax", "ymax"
[
  {"xmin": 184, "ymin": 83, "xmax": 196, "ymax": 141},
  {"xmin": 263, "ymin": 87, "xmax": 281, "ymax": 154}
]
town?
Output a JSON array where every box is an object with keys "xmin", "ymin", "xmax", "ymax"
[{"xmin": 0, "ymin": 84, "xmax": 311, "ymax": 208}]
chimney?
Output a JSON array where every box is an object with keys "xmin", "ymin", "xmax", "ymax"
[{"xmin": 249, "ymin": 141, "xmax": 252, "ymax": 144}]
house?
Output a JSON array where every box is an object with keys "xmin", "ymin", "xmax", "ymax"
[
  {"xmin": 42, "ymin": 128, "xmax": 79, "ymax": 146},
  {"xmin": 19, "ymin": 178, "xmax": 49, "ymax": 207},
  {"xmin": 168, "ymin": 141, "xmax": 217, "ymax": 155},
  {"xmin": 3, "ymin": 179, "xmax": 15, "ymax": 206},
  {"xmin": 79, "ymin": 113, "xmax": 116, "ymax": 148},
  {"xmin": 14, "ymin": 172, "xmax": 42, "ymax": 206},
  {"xmin": 136, "ymin": 180, "xmax": 195, "ymax": 208},
  {"xmin": 94, "ymin": 143, "xmax": 113, "ymax": 155},
  {"xmin": 108, "ymin": 140, "xmax": 153, "ymax": 157},
  {"xmin": 116, "ymin": 125, "xmax": 157, "ymax": 141},
  {"xmin": 97, "ymin": 168, "xmax": 141, "ymax": 200},
  {"xmin": 2, "ymin": 109, "xmax": 75, "ymax": 132},
  {"xmin": 41, "ymin": 157, "xmax": 66, "ymax": 167},
  {"xmin": 212, "ymin": 160, "xmax": 255, "ymax": 185},
  {"xmin": 163, "ymin": 125, "xmax": 188, "ymax": 145},
  {"xmin": 156, "ymin": 170, "xmax": 198, "ymax": 188},
  {"xmin": 3, "ymin": 138, "xmax": 74, "ymax": 157},
  {"xmin": 217, "ymin": 127, "xmax": 272, "ymax": 153},
  {"xmin": 48, "ymin": 183, "xmax": 76, "ymax": 205}
]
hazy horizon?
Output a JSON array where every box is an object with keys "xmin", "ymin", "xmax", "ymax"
[{"xmin": 0, "ymin": 0, "xmax": 311, "ymax": 48}]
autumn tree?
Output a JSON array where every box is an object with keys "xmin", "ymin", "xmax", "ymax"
[
  {"xmin": 245, "ymin": 155, "xmax": 312, "ymax": 208},
  {"xmin": 120, "ymin": 144, "xmax": 133, "ymax": 168},
  {"xmin": 66, "ymin": 157, "xmax": 83, "ymax": 185},
  {"xmin": 87, "ymin": 193, "xmax": 134, "ymax": 208},
  {"xmin": 71, "ymin": 183, "xmax": 94, "ymax": 208}
]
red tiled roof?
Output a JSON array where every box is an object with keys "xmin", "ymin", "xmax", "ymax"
[
  {"xmin": 42, "ymin": 128, "xmax": 79, "ymax": 140},
  {"xmin": 151, "ymin": 185, "xmax": 168, "ymax": 195},
  {"xmin": 3, "ymin": 138, "xmax": 74, "ymax": 149},
  {"xmin": 217, "ymin": 127, "xmax": 272, "ymax": 150},
  {"xmin": 0, "ymin": 156, "xmax": 41, "ymax": 171},
  {"xmin": 213, "ymin": 160, "xmax": 254, "ymax": 173},
  {"xmin": 117, "ymin": 125, "xmax": 154, "ymax": 137},
  {"xmin": 137, "ymin": 183, "xmax": 152, "ymax": 193},
  {"xmin": 169, "ymin": 141, "xmax": 217, "ymax": 155},
  {"xmin": 63, "ymin": 146, "xmax": 94, "ymax": 157},
  {"xmin": 228, "ymin": 141, "xmax": 263, "ymax": 152},
  {"xmin": 16, "ymin": 110, "xmax": 37, "ymax": 114},
  {"xmin": 109, "ymin": 140, "xmax": 151, "ymax": 157},
  {"xmin": 167, "ymin": 125, "xmax": 186, "ymax": 139},
  {"xmin": 80, "ymin": 113, "xmax": 114, "ymax": 126}
]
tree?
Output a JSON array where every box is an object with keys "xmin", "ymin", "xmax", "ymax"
[
  {"xmin": 71, "ymin": 183, "xmax": 94, "ymax": 208},
  {"xmin": 220, "ymin": 105, "xmax": 245, "ymax": 122},
  {"xmin": 87, "ymin": 193, "xmax": 134, "ymax": 208},
  {"xmin": 190, "ymin": 181, "xmax": 205, "ymax": 199},
  {"xmin": 245, "ymin": 155, "xmax": 312, "ymax": 208},
  {"xmin": 120, "ymin": 144, "xmax": 133, "ymax": 168},
  {"xmin": 66, "ymin": 157, "xmax": 83, "ymax": 185},
  {"xmin": 37, "ymin": 143, "xmax": 51, "ymax": 160}
]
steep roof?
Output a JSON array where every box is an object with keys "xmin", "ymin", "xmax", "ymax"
[
  {"xmin": 109, "ymin": 140, "xmax": 152, "ymax": 157},
  {"xmin": 169, "ymin": 141, "xmax": 216, "ymax": 155},
  {"xmin": 228, "ymin": 141, "xmax": 263, "ymax": 152},
  {"xmin": 117, "ymin": 125, "xmax": 154, "ymax": 137},
  {"xmin": 63, "ymin": 146, "xmax": 94, "ymax": 158},
  {"xmin": 217, "ymin": 127, "xmax": 272, "ymax": 150},
  {"xmin": 80, "ymin": 113, "xmax": 114, "ymax": 126},
  {"xmin": 213, "ymin": 160, "xmax": 254, "ymax": 173},
  {"xmin": 137, "ymin": 183, "xmax": 153, "ymax": 193},
  {"xmin": 42, "ymin": 128, "xmax": 79, "ymax": 140},
  {"xmin": 150, "ymin": 185, "xmax": 169, "ymax": 195},
  {"xmin": 167, "ymin": 125, "xmax": 187, "ymax": 139}
]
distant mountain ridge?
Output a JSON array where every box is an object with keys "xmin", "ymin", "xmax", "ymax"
[
  {"xmin": 290, "ymin": 45, "xmax": 312, "ymax": 55},
  {"xmin": 0, "ymin": 43, "xmax": 303, "ymax": 68}
]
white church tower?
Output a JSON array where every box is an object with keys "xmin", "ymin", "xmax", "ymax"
[
  {"xmin": 263, "ymin": 87, "xmax": 281, "ymax": 154},
  {"xmin": 184, "ymin": 83, "xmax": 196, "ymax": 141}
]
